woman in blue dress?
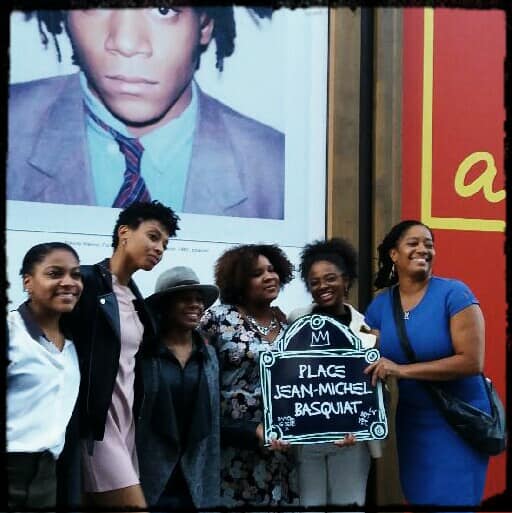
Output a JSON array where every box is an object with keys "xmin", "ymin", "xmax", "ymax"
[{"xmin": 364, "ymin": 220, "xmax": 490, "ymax": 508}]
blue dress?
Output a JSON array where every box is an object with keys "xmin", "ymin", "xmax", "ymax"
[{"xmin": 365, "ymin": 277, "xmax": 489, "ymax": 506}]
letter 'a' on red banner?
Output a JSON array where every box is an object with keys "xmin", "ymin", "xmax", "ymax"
[{"xmin": 404, "ymin": 8, "xmax": 505, "ymax": 233}]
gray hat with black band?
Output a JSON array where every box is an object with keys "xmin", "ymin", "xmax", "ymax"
[{"xmin": 146, "ymin": 266, "xmax": 219, "ymax": 309}]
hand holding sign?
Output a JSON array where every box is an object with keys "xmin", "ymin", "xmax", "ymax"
[
  {"xmin": 334, "ymin": 433, "xmax": 357, "ymax": 448},
  {"xmin": 256, "ymin": 423, "xmax": 290, "ymax": 451},
  {"xmin": 365, "ymin": 357, "xmax": 404, "ymax": 386}
]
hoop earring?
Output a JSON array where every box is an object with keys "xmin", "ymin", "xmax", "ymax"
[{"xmin": 388, "ymin": 263, "xmax": 396, "ymax": 281}]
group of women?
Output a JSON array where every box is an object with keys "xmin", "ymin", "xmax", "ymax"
[{"xmin": 7, "ymin": 200, "xmax": 492, "ymax": 511}]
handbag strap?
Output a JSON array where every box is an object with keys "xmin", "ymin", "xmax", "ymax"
[
  {"xmin": 391, "ymin": 285, "xmax": 488, "ymax": 386},
  {"xmin": 391, "ymin": 286, "xmax": 444, "ymax": 403},
  {"xmin": 391, "ymin": 286, "xmax": 418, "ymax": 363}
]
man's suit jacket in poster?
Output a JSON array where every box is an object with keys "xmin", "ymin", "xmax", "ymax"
[{"xmin": 8, "ymin": 73, "xmax": 285, "ymax": 219}]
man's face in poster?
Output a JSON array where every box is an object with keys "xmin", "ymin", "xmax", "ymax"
[{"xmin": 67, "ymin": 8, "xmax": 214, "ymax": 135}]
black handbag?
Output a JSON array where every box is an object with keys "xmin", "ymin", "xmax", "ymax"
[{"xmin": 391, "ymin": 286, "xmax": 506, "ymax": 456}]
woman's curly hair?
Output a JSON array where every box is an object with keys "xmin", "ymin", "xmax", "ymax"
[
  {"xmin": 299, "ymin": 238, "xmax": 358, "ymax": 292},
  {"xmin": 215, "ymin": 244, "xmax": 294, "ymax": 305}
]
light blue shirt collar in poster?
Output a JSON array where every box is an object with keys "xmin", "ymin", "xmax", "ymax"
[{"xmin": 80, "ymin": 72, "xmax": 198, "ymax": 210}]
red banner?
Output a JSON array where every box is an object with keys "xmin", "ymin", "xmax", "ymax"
[{"xmin": 402, "ymin": 8, "xmax": 506, "ymax": 498}]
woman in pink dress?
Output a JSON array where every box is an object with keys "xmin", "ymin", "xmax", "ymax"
[{"xmin": 69, "ymin": 201, "xmax": 179, "ymax": 509}]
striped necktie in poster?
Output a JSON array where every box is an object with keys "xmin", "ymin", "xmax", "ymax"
[{"xmin": 84, "ymin": 104, "xmax": 152, "ymax": 208}]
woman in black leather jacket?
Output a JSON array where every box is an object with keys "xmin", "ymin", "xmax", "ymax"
[{"xmin": 68, "ymin": 201, "xmax": 179, "ymax": 509}]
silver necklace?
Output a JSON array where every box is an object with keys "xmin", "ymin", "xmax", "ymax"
[{"xmin": 246, "ymin": 314, "xmax": 278, "ymax": 336}]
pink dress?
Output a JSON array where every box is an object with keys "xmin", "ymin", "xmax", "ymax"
[{"xmin": 82, "ymin": 277, "xmax": 143, "ymax": 492}]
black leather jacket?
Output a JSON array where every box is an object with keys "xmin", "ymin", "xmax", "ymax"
[{"xmin": 67, "ymin": 258, "xmax": 157, "ymax": 446}]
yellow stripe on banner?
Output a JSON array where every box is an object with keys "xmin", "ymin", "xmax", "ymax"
[
  {"xmin": 421, "ymin": 8, "xmax": 434, "ymax": 226},
  {"xmin": 419, "ymin": 8, "xmax": 505, "ymax": 232}
]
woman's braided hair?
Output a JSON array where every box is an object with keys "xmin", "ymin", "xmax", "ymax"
[{"xmin": 374, "ymin": 220, "xmax": 433, "ymax": 290}]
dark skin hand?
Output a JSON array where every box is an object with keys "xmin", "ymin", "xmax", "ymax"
[
  {"xmin": 255, "ymin": 425, "xmax": 356, "ymax": 449},
  {"xmin": 334, "ymin": 433, "xmax": 356, "ymax": 447},
  {"xmin": 256, "ymin": 423, "xmax": 290, "ymax": 451}
]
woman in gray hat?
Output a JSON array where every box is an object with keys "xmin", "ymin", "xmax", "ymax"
[{"xmin": 136, "ymin": 266, "xmax": 221, "ymax": 509}]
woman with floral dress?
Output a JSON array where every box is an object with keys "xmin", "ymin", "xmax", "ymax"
[{"xmin": 201, "ymin": 244, "xmax": 298, "ymax": 507}]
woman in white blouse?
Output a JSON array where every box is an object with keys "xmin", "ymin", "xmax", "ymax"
[
  {"xmin": 288, "ymin": 238, "xmax": 382, "ymax": 511},
  {"xmin": 7, "ymin": 242, "xmax": 83, "ymax": 508}
]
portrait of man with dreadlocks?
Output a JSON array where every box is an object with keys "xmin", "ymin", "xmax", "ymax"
[{"xmin": 7, "ymin": 7, "xmax": 285, "ymax": 219}]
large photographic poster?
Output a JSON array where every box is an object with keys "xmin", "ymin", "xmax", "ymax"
[{"xmin": 6, "ymin": 7, "xmax": 328, "ymax": 309}]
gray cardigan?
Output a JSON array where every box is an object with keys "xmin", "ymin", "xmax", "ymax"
[{"xmin": 136, "ymin": 334, "xmax": 221, "ymax": 507}]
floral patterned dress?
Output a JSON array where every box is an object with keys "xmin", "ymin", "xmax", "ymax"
[{"xmin": 201, "ymin": 304, "xmax": 299, "ymax": 507}]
